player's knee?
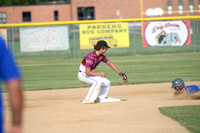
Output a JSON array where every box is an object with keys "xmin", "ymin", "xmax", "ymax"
[
  {"xmin": 104, "ymin": 80, "xmax": 110, "ymax": 87},
  {"xmin": 94, "ymin": 80, "xmax": 102, "ymax": 88},
  {"xmin": 107, "ymin": 80, "xmax": 110, "ymax": 86}
]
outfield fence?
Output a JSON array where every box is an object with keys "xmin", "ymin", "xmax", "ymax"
[{"xmin": 0, "ymin": 16, "xmax": 200, "ymax": 58}]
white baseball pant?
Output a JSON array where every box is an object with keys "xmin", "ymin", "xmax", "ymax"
[{"xmin": 78, "ymin": 71, "xmax": 110, "ymax": 101}]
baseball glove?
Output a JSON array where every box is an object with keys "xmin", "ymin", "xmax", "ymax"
[{"xmin": 119, "ymin": 71, "xmax": 127, "ymax": 83}]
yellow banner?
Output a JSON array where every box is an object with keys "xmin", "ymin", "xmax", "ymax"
[
  {"xmin": 79, "ymin": 23, "xmax": 129, "ymax": 49},
  {"xmin": 0, "ymin": 29, "xmax": 7, "ymax": 44}
]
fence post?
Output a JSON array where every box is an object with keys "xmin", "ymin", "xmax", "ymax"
[
  {"xmin": 73, "ymin": 24, "xmax": 76, "ymax": 58},
  {"xmin": 196, "ymin": 20, "xmax": 199, "ymax": 34},
  {"xmin": 133, "ymin": 22, "xmax": 136, "ymax": 56},
  {"xmin": 193, "ymin": 20, "xmax": 196, "ymax": 53},
  {"xmin": 11, "ymin": 27, "xmax": 15, "ymax": 56}
]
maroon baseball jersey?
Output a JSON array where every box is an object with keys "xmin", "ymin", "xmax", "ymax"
[{"xmin": 79, "ymin": 51, "xmax": 108, "ymax": 72}]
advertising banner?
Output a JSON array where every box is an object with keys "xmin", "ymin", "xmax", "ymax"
[
  {"xmin": 79, "ymin": 23, "xmax": 129, "ymax": 49},
  {"xmin": 0, "ymin": 29, "xmax": 7, "ymax": 44},
  {"xmin": 20, "ymin": 25, "xmax": 69, "ymax": 52},
  {"xmin": 143, "ymin": 21, "xmax": 191, "ymax": 47}
]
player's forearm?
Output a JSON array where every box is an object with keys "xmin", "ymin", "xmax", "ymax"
[
  {"xmin": 86, "ymin": 70, "xmax": 101, "ymax": 76},
  {"xmin": 7, "ymin": 79, "xmax": 23, "ymax": 126},
  {"xmin": 85, "ymin": 67, "xmax": 105, "ymax": 77}
]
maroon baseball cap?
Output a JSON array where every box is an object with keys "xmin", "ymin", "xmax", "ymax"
[{"xmin": 96, "ymin": 40, "xmax": 110, "ymax": 48}]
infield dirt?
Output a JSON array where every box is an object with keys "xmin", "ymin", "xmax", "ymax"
[{"xmin": 3, "ymin": 81, "xmax": 200, "ymax": 133}]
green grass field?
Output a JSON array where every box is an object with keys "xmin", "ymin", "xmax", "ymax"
[
  {"xmin": 159, "ymin": 105, "xmax": 200, "ymax": 133},
  {"xmin": 7, "ymin": 52, "xmax": 199, "ymax": 91}
]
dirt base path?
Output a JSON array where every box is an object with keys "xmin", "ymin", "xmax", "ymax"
[{"xmin": 3, "ymin": 82, "xmax": 200, "ymax": 133}]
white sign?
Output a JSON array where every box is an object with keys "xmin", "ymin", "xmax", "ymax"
[
  {"xmin": 143, "ymin": 21, "xmax": 191, "ymax": 47},
  {"xmin": 20, "ymin": 26, "xmax": 69, "ymax": 52}
]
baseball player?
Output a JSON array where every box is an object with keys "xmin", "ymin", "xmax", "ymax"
[
  {"xmin": 171, "ymin": 78, "xmax": 200, "ymax": 96},
  {"xmin": 0, "ymin": 37, "xmax": 23, "ymax": 133},
  {"xmin": 78, "ymin": 40, "xmax": 127, "ymax": 104}
]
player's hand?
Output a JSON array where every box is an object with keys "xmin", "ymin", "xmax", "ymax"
[
  {"xmin": 99, "ymin": 72, "xmax": 106, "ymax": 77},
  {"xmin": 8, "ymin": 126, "xmax": 22, "ymax": 133}
]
